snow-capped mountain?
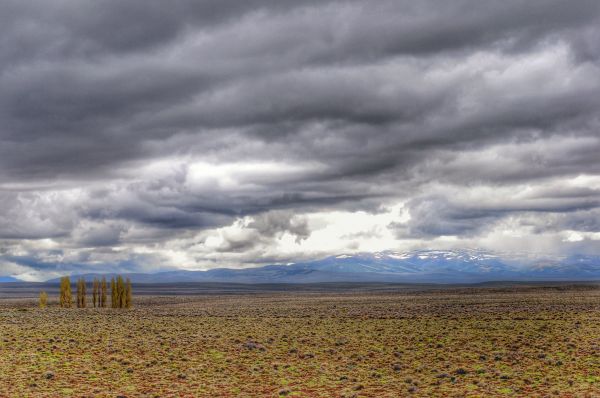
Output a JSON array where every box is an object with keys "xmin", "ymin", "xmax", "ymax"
[
  {"xmin": 317, "ymin": 250, "xmax": 599, "ymax": 281},
  {"xmin": 307, "ymin": 249, "xmax": 511, "ymax": 275},
  {"xmin": 45, "ymin": 249, "xmax": 600, "ymax": 284}
]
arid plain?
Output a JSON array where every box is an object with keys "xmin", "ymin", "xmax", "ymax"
[{"xmin": 1, "ymin": 284, "xmax": 599, "ymax": 397}]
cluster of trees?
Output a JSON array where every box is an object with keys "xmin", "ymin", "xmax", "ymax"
[
  {"xmin": 92, "ymin": 278, "xmax": 108, "ymax": 307},
  {"xmin": 110, "ymin": 276, "xmax": 132, "ymax": 309},
  {"xmin": 39, "ymin": 275, "xmax": 132, "ymax": 309},
  {"xmin": 76, "ymin": 278, "xmax": 86, "ymax": 308}
]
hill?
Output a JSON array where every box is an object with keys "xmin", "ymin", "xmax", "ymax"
[{"xmin": 46, "ymin": 249, "xmax": 600, "ymax": 284}]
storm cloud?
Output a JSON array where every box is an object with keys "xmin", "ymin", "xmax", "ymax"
[{"xmin": 1, "ymin": 0, "xmax": 599, "ymax": 280}]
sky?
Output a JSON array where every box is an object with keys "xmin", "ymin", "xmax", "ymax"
[{"xmin": 1, "ymin": 0, "xmax": 599, "ymax": 281}]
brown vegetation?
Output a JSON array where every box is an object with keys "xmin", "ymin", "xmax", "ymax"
[
  {"xmin": 110, "ymin": 277, "xmax": 117, "ymax": 308},
  {"xmin": 58, "ymin": 276, "xmax": 71, "ymax": 308},
  {"xmin": 125, "ymin": 278, "xmax": 132, "ymax": 309},
  {"xmin": 38, "ymin": 291, "xmax": 47, "ymax": 308},
  {"xmin": 1, "ymin": 285, "xmax": 599, "ymax": 397},
  {"xmin": 92, "ymin": 278, "xmax": 99, "ymax": 308},
  {"xmin": 100, "ymin": 277, "xmax": 107, "ymax": 308},
  {"xmin": 49, "ymin": 275, "xmax": 130, "ymax": 310},
  {"xmin": 76, "ymin": 278, "xmax": 86, "ymax": 308},
  {"xmin": 117, "ymin": 275, "xmax": 125, "ymax": 308}
]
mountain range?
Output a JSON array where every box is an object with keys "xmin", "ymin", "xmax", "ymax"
[{"xmin": 28, "ymin": 249, "xmax": 600, "ymax": 284}]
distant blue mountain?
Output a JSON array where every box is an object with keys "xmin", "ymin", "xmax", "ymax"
[
  {"xmin": 0, "ymin": 276, "xmax": 21, "ymax": 283},
  {"xmin": 46, "ymin": 249, "xmax": 600, "ymax": 284}
]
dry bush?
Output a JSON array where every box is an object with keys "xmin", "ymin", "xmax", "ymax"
[{"xmin": 38, "ymin": 291, "xmax": 48, "ymax": 308}]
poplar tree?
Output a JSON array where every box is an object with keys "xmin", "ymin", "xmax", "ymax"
[
  {"xmin": 82, "ymin": 278, "xmax": 87, "ymax": 307},
  {"xmin": 100, "ymin": 277, "xmax": 107, "ymax": 307},
  {"xmin": 125, "ymin": 278, "xmax": 132, "ymax": 309},
  {"xmin": 92, "ymin": 278, "xmax": 99, "ymax": 308},
  {"xmin": 39, "ymin": 291, "xmax": 48, "ymax": 308},
  {"xmin": 77, "ymin": 278, "xmax": 86, "ymax": 308},
  {"xmin": 117, "ymin": 276, "xmax": 126, "ymax": 308},
  {"xmin": 110, "ymin": 277, "xmax": 117, "ymax": 308},
  {"xmin": 59, "ymin": 276, "xmax": 72, "ymax": 308}
]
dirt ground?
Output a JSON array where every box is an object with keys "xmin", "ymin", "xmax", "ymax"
[{"xmin": 0, "ymin": 285, "xmax": 599, "ymax": 397}]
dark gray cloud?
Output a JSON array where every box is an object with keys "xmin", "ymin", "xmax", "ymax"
[
  {"xmin": 1, "ymin": 0, "xmax": 599, "ymax": 279},
  {"xmin": 391, "ymin": 184, "xmax": 600, "ymax": 239}
]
